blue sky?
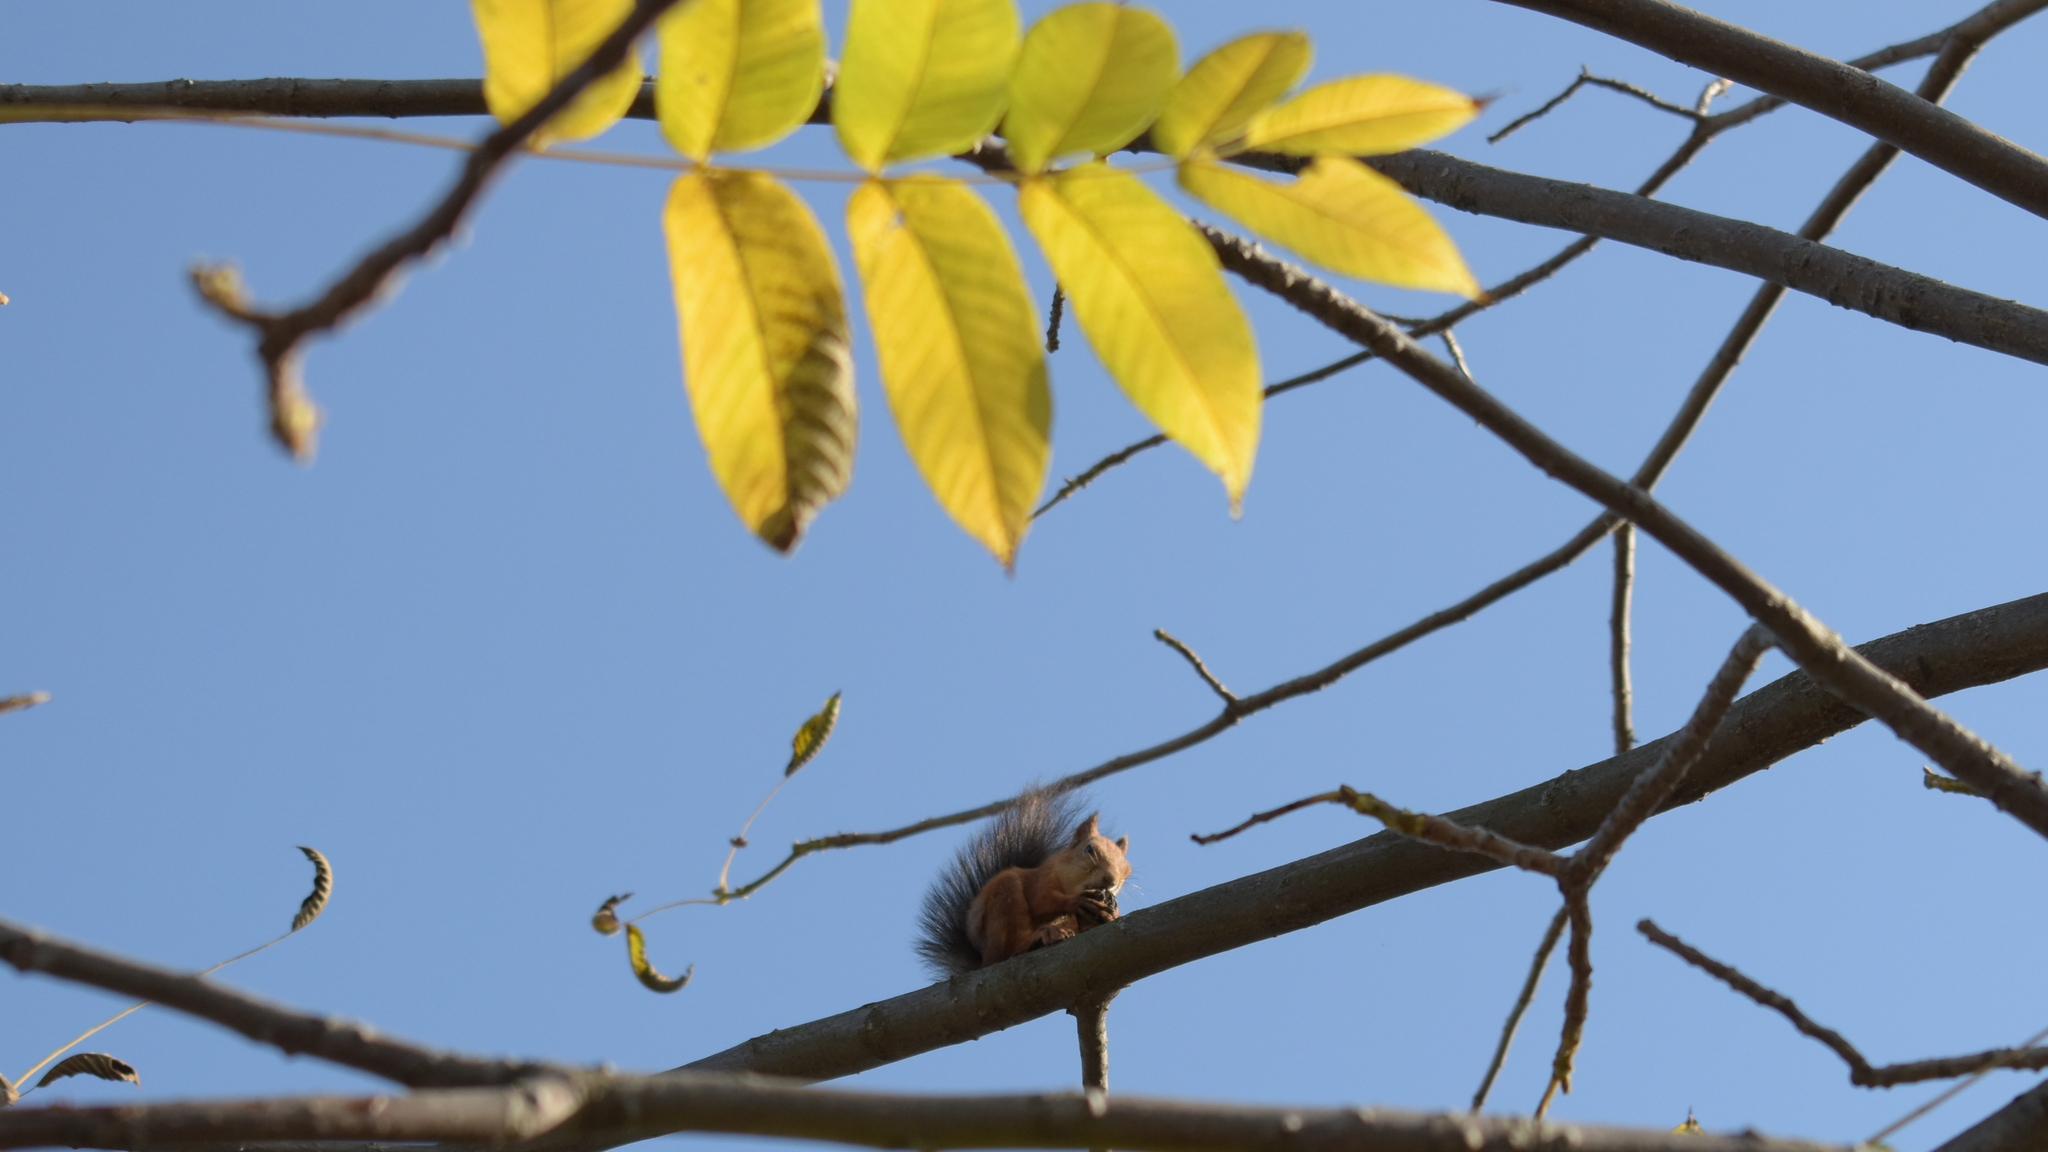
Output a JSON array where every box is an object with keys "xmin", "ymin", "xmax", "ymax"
[{"xmin": 4, "ymin": 3, "xmax": 2047, "ymax": 1150}]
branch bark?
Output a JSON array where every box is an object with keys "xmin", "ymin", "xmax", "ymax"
[
  {"xmin": 0, "ymin": 923, "xmax": 534, "ymax": 1089},
  {"xmin": 0, "ymin": 1073, "xmax": 1853, "ymax": 1152},
  {"xmin": 1486, "ymin": 0, "xmax": 2048, "ymax": 219}
]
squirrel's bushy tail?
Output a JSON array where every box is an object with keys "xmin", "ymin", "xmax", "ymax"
[{"xmin": 916, "ymin": 787, "xmax": 1084, "ymax": 980}]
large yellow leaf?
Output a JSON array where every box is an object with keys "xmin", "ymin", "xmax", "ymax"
[
  {"xmin": 1018, "ymin": 164, "xmax": 1259, "ymax": 506},
  {"xmin": 1246, "ymin": 73, "xmax": 1477, "ymax": 156},
  {"xmin": 834, "ymin": 0, "xmax": 1020, "ymax": 171},
  {"xmin": 1003, "ymin": 3, "xmax": 1177, "ymax": 175},
  {"xmin": 657, "ymin": 0, "xmax": 825, "ymax": 160},
  {"xmin": 471, "ymin": 0, "xmax": 644, "ymax": 146},
  {"xmin": 664, "ymin": 170, "xmax": 856, "ymax": 552},
  {"xmin": 1151, "ymin": 31, "xmax": 1311, "ymax": 159},
  {"xmin": 849, "ymin": 177, "xmax": 1049, "ymax": 565},
  {"xmin": 1179, "ymin": 156, "xmax": 1478, "ymax": 297}
]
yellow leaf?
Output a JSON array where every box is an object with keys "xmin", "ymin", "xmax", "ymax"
[
  {"xmin": 1673, "ymin": 1112, "xmax": 1704, "ymax": 1134},
  {"xmin": 1019, "ymin": 164, "xmax": 1260, "ymax": 506},
  {"xmin": 1179, "ymin": 156, "xmax": 1478, "ymax": 297},
  {"xmin": 1151, "ymin": 31, "xmax": 1311, "ymax": 159},
  {"xmin": 1246, "ymin": 73, "xmax": 1477, "ymax": 156},
  {"xmin": 625, "ymin": 923, "xmax": 693, "ymax": 992},
  {"xmin": 591, "ymin": 892, "xmax": 632, "ymax": 935},
  {"xmin": 849, "ymin": 177, "xmax": 1049, "ymax": 563},
  {"xmin": 664, "ymin": 170, "xmax": 856, "ymax": 552},
  {"xmin": 471, "ymin": 0, "xmax": 645, "ymax": 146},
  {"xmin": 657, "ymin": 0, "xmax": 825, "ymax": 160},
  {"xmin": 36, "ymin": 1054, "xmax": 139, "ymax": 1090},
  {"xmin": 786, "ymin": 691, "xmax": 842, "ymax": 774},
  {"xmin": 834, "ymin": 0, "xmax": 1020, "ymax": 171},
  {"xmin": 291, "ymin": 846, "xmax": 333, "ymax": 932},
  {"xmin": 1003, "ymin": 3, "xmax": 1177, "ymax": 175}
]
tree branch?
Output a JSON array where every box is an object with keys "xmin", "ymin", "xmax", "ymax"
[
  {"xmin": 1202, "ymin": 228, "xmax": 2048, "ymax": 840},
  {"xmin": 1487, "ymin": 0, "xmax": 2048, "ymax": 219},
  {"xmin": 1934, "ymin": 1077, "xmax": 2048, "ymax": 1152},
  {"xmin": 0, "ymin": 1073, "xmax": 1854, "ymax": 1152},
  {"xmin": 0, "ymin": 923, "xmax": 535, "ymax": 1089},
  {"xmin": 674, "ymin": 591, "xmax": 2048, "ymax": 1085},
  {"xmin": 1639, "ymin": 921, "xmax": 2048, "ymax": 1088}
]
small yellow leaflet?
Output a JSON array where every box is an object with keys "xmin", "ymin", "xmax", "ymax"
[
  {"xmin": 657, "ymin": 0, "xmax": 825, "ymax": 160},
  {"xmin": 1247, "ymin": 73, "xmax": 1477, "ymax": 156},
  {"xmin": 835, "ymin": 0, "xmax": 1020, "ymax": 172},
  {"xmin": 1179, "ymin": 156, "xmax": 1478, "ymax": 297},
  {"xmin": 664, "ymin": 170, "xmax": 856, "ymax": 552},
  {"xmin": 1004, "ymin": 3, "xmax": 1177, "ymax": 175},
  {"xmin": 1152, "ymin": 31, "xmax": 1311, "ymax": 159},
  {"xmin": 625, "ymin": 923, "xmax": 693, "ymax": 992},
  {"xmin": 1019, "ymin": 164, "xmax": 1260, "ymax": 508},
  {"xmin": 470, "ymin": 0, "xmax": 643, "ymax": 146},
  {"xmin": 849, "ymin": 177, "xmax": 1049, "ymax": 565}
]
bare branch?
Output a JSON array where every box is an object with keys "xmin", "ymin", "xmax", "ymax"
[
  {"xmin": 188, "ymin": 0, "xmax": 691, "ymax": 460},
  {"xmin": 1489, "ymin": 68, "xmax": 1700, "ymax": 145},
  {"xmin": 1046, "ymin": 285, "xmax": 1066, "ymax": 353},
  {"xmin": 1488, "ymin": 0, "xmax": 2048, "ymax": 219},
  {"xmin": 0, "ymin": 1077, "xmax": 584, "ymax": 1149},
  {"xmin": 1069, "ymin": 988, "xmax": 1119, "ymax": 1094},
  {"xmin": 0, "ymin": 692, "xmax": 49, "ymax": 716},
  {"xmin": 0, "ymin": 922, "xmax": 534, "ymax": 1089},
  {"xmin": 1201, "ymin": 228, "xmax": 2048, "ymax": 841},
  {"xmin": 1339, "ymin": 788, "xmax": 1566, "ymax": 878},
  {"xmin": 1471, "ymin": 905, "xmax": 1568, "ymax": 1113},
  {"xmin": 1639, "ymin": 920, "xmax": 2048, "ymax": 1088},
  {"xmin": 1538, "ymin": 899, "xmax": 1597, "ymax": 1113},
  {"xmin": 1190, "ymin": 791, "xmax": 1349, "ymax": 846},
  {"xmin": 675, "ymin": 590, "xmax": 2048, "ymax": 1084},
  {"xmin": 0, "ymin": 1073, "xmax": 1854, "ymax": 1152},
  {"xmin": 1933, "ymin": 1077, "xmax": 2048, "ymax": 1152},
  {"xmin": 1609, "ymin": 528, "xmax": 1636, "ymax": 755},
  {"xmin": 1153, "ymin": 630, "xmax": 1237, "ymax": 706}
]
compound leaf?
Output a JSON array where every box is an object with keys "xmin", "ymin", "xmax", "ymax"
[
  {"xmin": 665, "ymin": 170, "xmax": 855, "ymax": 552},
  {"xmin": 471, "ymin": 0, "xmax": 644, "ymax": 146},
  {"xmin": 1019, "ymin": 164, "xmax": 1260, "ymax": 507},
  {"xmin": 1152, "ymin": 31, "xmax": 1310, "ymax": 159},
  {"xmin": 657, "ymin": 0, "xmax": 825, "ymax": 160},
  {"xmin": 849, "ymin": 177, "xmax": 1049, "ymax": 564},
  {"xmin": 835, "ymin": 0, "xmax": 1020, "ymax": 171},
  {"xmin": 625, "ymin": 923, "xmax": 693, "ymax": 992},
  {"xmin": 1004, "ymin": 3, "xmax": 1177, "ymax": 174},
  {"xmin": 1246, "ymin": 73, "xmax": 1476, "ymax": 156},
  {"xmin": 1179, "ymin": 155, "xmax": 1477, "ymax": 296}
]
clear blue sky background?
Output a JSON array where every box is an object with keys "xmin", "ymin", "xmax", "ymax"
[{"xmin": 4, "ymin": 3, "xmax": 2047, "ymax": 1150}]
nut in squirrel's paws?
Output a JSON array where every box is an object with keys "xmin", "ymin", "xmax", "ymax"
[{"xmin": 1074, "ymin": 887, "xmax": 1120, "ymax": 929}]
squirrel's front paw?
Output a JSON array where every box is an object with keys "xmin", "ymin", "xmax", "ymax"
[
  {"xmin": 1031, "ymin": 919, "xmax": 1079, "ymax": 948},
  {"xmin": 1074, "ymin": 889, "xmax": 1119, "ymax": 928}
]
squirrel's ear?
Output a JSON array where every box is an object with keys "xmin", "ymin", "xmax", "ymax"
[
  {"xmin": 1116, "ymin": 836, "xmax": 1128, "ymax": 851},
  {"xmin": 1074, "ymin": 813, "xmax": 1101, "ymax": 842}
]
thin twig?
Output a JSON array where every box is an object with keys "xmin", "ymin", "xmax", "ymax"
[
  {"xmin": 1069, "ymin": 988, "xmax": 1119, "ymax": 1093},
  {"xmin": 1537, "ymin": 898, "xmax": 1596, "ymax": 1115},
  {"xmin": 191, "ymin": 0, "xmax": 691, "ymax": 460},
  {"xmin": 1610, "ymin": 526, "xmax": 1637, "ymax": 754},
  {"xmin": 1190, "ymin": 791, "xmax": 1347, "ymax": 845},
  {"xmin": 1339, "ymin": 787, "xmax": 1567, "ymax": 877},
  {"xmin": 1489, "ymin": 68, "xmax": 1701, "ymax": 145},
  {"xmin": 1640, "ymin": 920, "xmax": 2048, "ymax": 1094},
  {"xmin": 1439, "ymin": 330, "xmax": 1475, "ymax": 381},
  {"xmin": 0, "ymin": 692, "xmax": 49, "ymax": 715},
  {"xmin": 1152, "ymin": 629, "xmax": 1237, "ymax": 706},
  {"xmin": 1046, "ymin": 285, "xmax": 1066, "ymax": 353},
  {"xmin": 1471, "ymin": 904, "xmax": 1569, "ymax": 1113}
]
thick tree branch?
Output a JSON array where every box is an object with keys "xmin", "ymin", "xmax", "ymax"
[
  {"xmin": 1487, "ymin": 0, "xmax": 2048, "ymax": 219},
  {"xmin": 675, "ymin": 591, "xmax": 2048, "ymax": 1084},
  {"xmin": 1204, "ymin": 229, "xmax": 2048, "ymax": 838},
  {"xmin": 0, "ymin": 923, "xmax": 534, "ymax": 1089},
  {"xmin": 0, "ymin": 1073, "xmax": 1852, "ymax": 1152},
  {"xmin": 1934, "ymin": 1078, "xmax": 2048, "ymax": 1152}
]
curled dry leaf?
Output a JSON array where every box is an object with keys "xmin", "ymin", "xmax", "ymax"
[
  {"xmin": 293, "ymin": 846, "xmax": 333, "ymax": 931},
  {"xmin": 0, "ymin": 691, "xmax": 51, "ymax": 715},
  {"xmin": 37, "ymin": 1053, "xmax": 140, "ymax": 1089},
  {"xmin": 591, "ymin": 892, "xmax": 632, "ymax": 936},
  {"xmin": 625, "ymin": 923, "xmax": 693, "ymax": 993},
  {"xmin": 785, "ymin": 691, "xmax": 841, "ymax": 775}
]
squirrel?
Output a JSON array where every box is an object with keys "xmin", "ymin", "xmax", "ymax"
[{"xmin": 915, "ymin": 789, "xmax": 1132, "ymax": 978}]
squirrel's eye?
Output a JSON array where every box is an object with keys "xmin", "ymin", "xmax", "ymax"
[{"xmin": 1084, "ymin": 844, "xmax": 1096, "ymax": 856}]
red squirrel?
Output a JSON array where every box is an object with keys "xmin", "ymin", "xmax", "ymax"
[{"xmin": 915, "ymin": 790, "xmax": 1132, "ymax": 977}]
